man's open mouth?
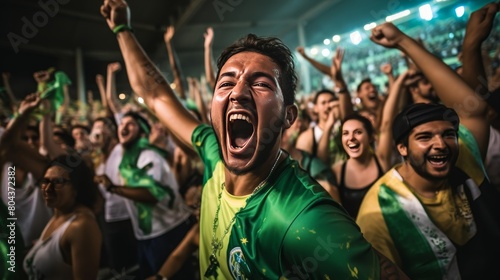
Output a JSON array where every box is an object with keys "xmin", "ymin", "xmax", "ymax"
[
  {"xmin": 228, "ymin": 113, "xmax": 254, "ymax": 149},
  {"xmin": 427, "ymin": 154, "xmax": 449, "ymax": 167}
]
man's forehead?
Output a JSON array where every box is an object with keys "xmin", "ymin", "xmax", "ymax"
[
  {"xmin": 220, "ymin": 52, "xmax": 280, "ymax": 77},
  {"xmin": 410, "ymin": 120, "xmax": 455, "ymax": 133},
  {"xmin": 121, "ymin": 116, "xmax": 138, "ymax": 125}
]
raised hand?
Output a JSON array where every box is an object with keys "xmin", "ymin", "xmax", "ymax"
[
  {"xmin": 100, "ymin": 0, "xmax": 130, "ymax": 30},
  {"xmin": 325, "ymin": 102, "xmax": 338, "ymax": 129},
  {"xmin": 164, "ymin": 26, "xmax": 175, "ymax": 42},
  {"xmin": 96, "ymin": 74, "xmax": 104, "ymax": 84},
  {"xmin": 370, "ymin": 23, "xmax": 407, "ymax": 49},
  {"xmin": 296, "ymin": 46, "xmax": 306, "ymax": 57},
  {"xmin": 18, "ymin": 93, "xmax": 41, "ymax": 115},
  {"xmin": 107, "ymin": 62, "xmax": 122, "ymax": 73},
  {"xmin": 464, "ymin": 2, "xmax": 499, "ymax": 46},
  {"xmin": 380, "ymin": 63, "xmax": 393, "ymax": 76},
  {"xmin": 330, "ymin": 47, "xmax": 344, "ymax": 82},
  {"xmin": 204, "ymin": 27, "xmax": 214, "ymax": 48},
  {"xmin": 33, "ymin": 70, "xmax": 51, "ymax": 83},
  {"xmin": 87, "ymin": 90, "xmax": 94, "ymax": 105}
]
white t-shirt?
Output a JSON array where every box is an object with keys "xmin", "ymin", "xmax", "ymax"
[
  {"xmin": 105, "ymin": 145, "xmax": 191, "ymax": 240},
  {"xmin": 1, "ymin": 164, "xmax": 52, "ymax": 247},
  {"xmin": 96, "ymin": 144, "xmax": 131, "ymax": 222}
]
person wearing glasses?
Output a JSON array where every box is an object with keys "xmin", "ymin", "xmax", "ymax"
[{"xmin": 23, "ymin": 154, "xmax": 101, "ymax": 280}]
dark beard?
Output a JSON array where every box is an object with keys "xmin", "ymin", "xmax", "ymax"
[{"xmin": 408, "ymin": 151, "xmax": 448, "ymax": 181}]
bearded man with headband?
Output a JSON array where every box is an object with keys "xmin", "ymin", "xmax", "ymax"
[{"xmin": 357, "ymin": 7, "xmax": 500, "ymax": 279}]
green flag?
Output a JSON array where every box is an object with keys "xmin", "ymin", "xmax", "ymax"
[
  {"xmin": 40, "ymin": 71, "xmax": 71, "ymax": 111},
  {"xmin": 119, "ymin": 137, "xmax": 174, "ymax": 234}
]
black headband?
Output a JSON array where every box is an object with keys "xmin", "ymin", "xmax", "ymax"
[{"xmin": 392, "ymin": 103, "xmax": 459, "ymax": 144}]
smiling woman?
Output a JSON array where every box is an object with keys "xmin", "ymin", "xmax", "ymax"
[{"xmin": 23, "ymin": 154, "xmax": 101, "ymax": 280}]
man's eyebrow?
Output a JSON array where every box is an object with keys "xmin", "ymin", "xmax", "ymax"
[
  {"xmin": 218, "ymin": 71, "xmax": 278, "ymax": 84},
  {"xmin": 218, "ymin": 71, "xmax": 236, "ymax": 79},
  {"xmin": 249, "ymin": 71, "xmax": 278, "ymax": 83}
]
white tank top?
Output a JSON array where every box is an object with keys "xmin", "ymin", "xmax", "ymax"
[{"xmin": 23, "ymin": 215, "xmax": 75, "ymax": 280}]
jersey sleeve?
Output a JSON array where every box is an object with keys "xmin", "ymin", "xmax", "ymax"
[
  {"xmin": 281, "ymin": 202, "xmax": 380, "ymax": 279},
  {"xmin": 191, "ymin": 124, "xmax": 221, "ymax": 182}
]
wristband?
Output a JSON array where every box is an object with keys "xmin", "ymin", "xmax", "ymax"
[
  {"xmin": 155, "ymin": 274, "xmax": 168, "ymax": 280},
  {"xmin": 113, "ymin": 24, "xmax": 133, "ymax": 35}
]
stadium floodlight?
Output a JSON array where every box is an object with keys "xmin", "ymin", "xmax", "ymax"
[
  {"xmin": 332, "ymin": 35, "xmax": 341, "ymax": 43},
  {"xmin": 455, "ymin": 6, "xmax": 465, "ymax": 18},
  {"xmin": 419, "ymin": 4, "xmax": 433, "ymax": 21},
  {"xmin": 323, "ymin": 39, "xmax": 331, "ymax": 45},
  {"xmin": 364, "ymin": 22, "xmax": 377, "ymax": 31},
  {"xmin": 310, "ymin": 47, "xmax": 319, "ymax": 55},
  {"xmin": 386, "ymin": 10, "xmax": 411, "ymax": 22},
  {"xmin": 350, "ymin": 31, "xmax": 362, "ymax": 45},
  {"xmin": 119, "ymin": 93, "xmax": 126, "ymax": 100},
  {"xmin": 322, "ymin": 48, "xmax": 331, "ymax": 57}
]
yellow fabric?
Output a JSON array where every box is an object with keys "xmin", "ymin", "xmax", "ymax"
[
  {"xmin": 357, "ymin": 136, "xmax": 482, "ymax": 266},
  {"xmin": 199, "ymin": 161, "xmax": 250, "ymax": 279}
]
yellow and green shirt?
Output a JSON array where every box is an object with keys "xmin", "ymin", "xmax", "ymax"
[
  {"xmin": 193, "ymin": 124, "xmax": 381, "ymax": 279},
  {"xmin": 356, "ymin": 125, "xmax": 500, "ymax": 279}
]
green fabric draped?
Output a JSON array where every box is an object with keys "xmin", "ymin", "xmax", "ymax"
[
  {"xmin": 379, "ymin": 184, "xmax": 445, "ymax": 280},
  {"xmin": 40, "ymin": 71, "xmax": 71, "ymax": 111},
  {"xmin": 119, "ymin": 137, "xmax": 174, "ymax": 234}
]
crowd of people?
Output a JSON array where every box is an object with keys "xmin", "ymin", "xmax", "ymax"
[{"xmin": 1, "ymin": 0, "xmax": 500, "ymax": 279}]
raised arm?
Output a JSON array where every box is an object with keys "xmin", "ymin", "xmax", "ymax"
[
  {"xmin": 330, "ymin": 47, "xmax": 354, "ymax": 119},
  {"xmin": 376, "ymin": 70, "xmax": 410, "ymax": 171},
  {"xmin": 0, "ymin": 94, "xmax": 48, "ymax": 179},
  {"xmin": 461, "ymin": 3, "xmax": 499, "ymax": 112},
  {"xmin": 164, "ymin": 26, "xmax": 186, "ymax": 100},
  {"xmin": 370, "ymin": 22, "xmax": 490, "ymax": 160},
  {"xmin": 39, "ymin": 99, "xmax": 66, "ymax": 160},
  {"xmin": 95, "ymin": 74, "xmax": 114, "ymax": 118},
  {"xmin": 100, "ymin": 0, "xmax": 200, "ymax": 148},
  {"xmin": 380, "ymin": 63, "xmax": 395, "ymax": 93},
  {"xmin": 316, "ymin": 101, "xmax": 338, "ymax": 165},
  {"xmin": 296, "ymin": 46, "xmax": 331, "ymax": 75},
  {"xmin": 106, "ymin": 62, "xmax": 124, "ymax": 115},
  {"xmin": 188, "ymin": 77, "xmax": 209, "ymax": 124},
  {"xmin": 204, "ymin": 27, "xmax": 216, "ymax": 90}
]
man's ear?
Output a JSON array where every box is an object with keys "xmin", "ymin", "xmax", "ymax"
[
  {"xmin": 397, "ymin": 143, "xmax": 408, "ymax": 157},
  {"xmin": 284, "ymin": 105, "xmax": 298, "ymax": 129}
]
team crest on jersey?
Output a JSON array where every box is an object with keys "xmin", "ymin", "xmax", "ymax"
[{"xmin": 229, "ymin": 247, "xmax": 251, "ymax": 279}]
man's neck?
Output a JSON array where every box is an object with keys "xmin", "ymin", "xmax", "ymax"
[{"xmin": 397, "ymin": 163, "xmax": 446, "ymax": 198}]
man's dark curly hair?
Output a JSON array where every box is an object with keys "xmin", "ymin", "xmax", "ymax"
[{"xmin": 216, "ymin": 34, "xmax": 297, "ymax": 106}]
